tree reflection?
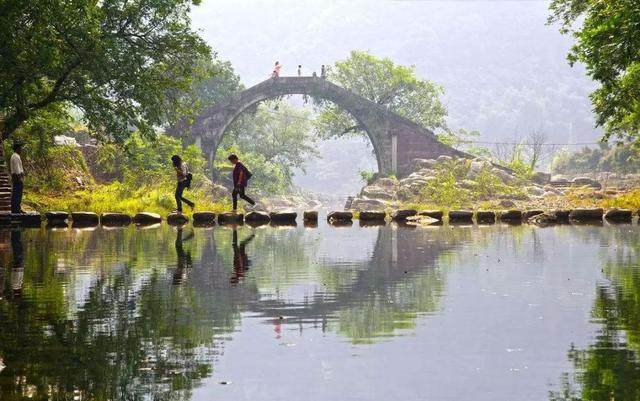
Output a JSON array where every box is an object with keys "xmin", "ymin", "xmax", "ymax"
[{"xmin": 550, "ymin": 228, "xmax": 640, "ymax": 401}]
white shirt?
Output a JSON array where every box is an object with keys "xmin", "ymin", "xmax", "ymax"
[{"xmin": 10, "ymin": 153, "xmax": 23, "ymax": 175}]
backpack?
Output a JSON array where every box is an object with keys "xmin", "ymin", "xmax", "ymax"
[
  {"xmin": 185, "ymin": 172, "xmax": 193, "ymax": 188},
  {"xmin": 245, "ymin": 167, "xmax": 252, "ymax": 180}
]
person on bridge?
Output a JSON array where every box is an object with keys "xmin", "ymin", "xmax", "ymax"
[
  {"xmin": 10, "ymin": 141, "xmax": 25, "ymax": 214},
  {"xmin": 271, "ymin": 61, "xmax": 281, "ymax": 78},
  {"xmin": 171, "ymin": 155, "xmax": 194, "ymax": 213},
  {"xmin": 320, "ymin": 65, "xmax": 327, "ymax": 79},
  {"xmin": 297, "ymin": 65, "xmax": 302, "ymax": 76},
  {"xmin": 228, "ymin": 153, "xmax": 256, "ymax": 212}
]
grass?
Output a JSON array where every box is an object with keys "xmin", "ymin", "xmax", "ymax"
[
  {"xmin": 24, "ymin": 181, "xmax": 231, "ymax": 215},
  {"xmin": 601, "ymin": 189, "xmax": 640, "ymax": 210}
]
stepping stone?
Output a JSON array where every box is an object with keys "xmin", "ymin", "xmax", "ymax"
[
  {"xmin": 569, "ymin": 208, "xmax": 603, "ymax": 221},
  {"xmin": 498, "ymin": 210, "xmax": 523, "ymax": 222},
  {"xmin": 523, "ymin": 210, "xmax": 544, "ymax": 220},
  {"xmin": 391, "ymin": 209, "xmax": 417, "ymax": 222},
  {"xmin": 270, "ymin": 210, "xmax": 297, "ymax": 224},
  {"xmin": 359, "ymin": 211, "xmax": 386, "ymax": 222},
  {"xmin": 604, "ymin": 208, "xmax": 632, "ymax": 222},
  {"xmin": 328, "ymin": 219, "xmax": 353, "ymax": 227},
  {"xmin": 45, "ymin": 211, "xmax": 70, "ymax": 226},
  {"xmin": 133, "ymin": 212, "xmax": 162, "ymax": 224},
  {"xmin": 475, "ymin": 210, "xmax": 495, "ymax": 224},
  {"xmin": 448, "ymin": 210, "xmax": 473, "ymax": 223},
  {"xmin": 71, "ymin": 212, "xmax": 99, "ymax": 226},
  {"xmin": 218, "ymin": 212, "xmax": 244, "ymax": 225},
  {"xmin": 12, "ymin": 212, "xmax": 42, "ymax": 227},
  {"xmin": 101, "ymin": 213, "xmax": 132, "ymax": 226},
  {"xmin": 245, "ymin": 211, "xmax": 270, "ymax": 226},
  {"xmin": 167, "ymin": 212, "xmax": 189, "ymax": 225},
  {"xmin": 327, "ymin": 211, "xmax": 353, "ymax": 223},
  {"xmin": 552, "ymin": 209, "xmax": 571, "ymax": 223},
  {"xmin": 418, "ymin": 210, "xmax": 444, "ymax": 220},
  {"xmin": 303, "ymin": 210, "xmax": 318, "ymax": 222},
  {"xmin": 192, "ymin": 212, "xmax": 216, "ymax": 224},
  {"xmin": 304, "ymin": 220, "xmax": 318, "ymax": 228},
  {"xmin": 270, "ymin": 220, "xmax": 297, "ymax": 227}
]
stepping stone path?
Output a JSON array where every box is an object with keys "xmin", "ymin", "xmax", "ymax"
[
  {"xmin": 167, "ymin": 212, "xmax": 188, "ymax": 225},
  {"xmin": 101, "ymin": 213, "xmax": 132, "ymax": 226},
  {"xmin": 13, "ymin": 212, "xmax": 42, "ymax": 227},
  {"xmin": 0, "ymin": 149, "xmax": 11, "ymax": 213},
  {"xmin": 71, "ymin": 212, "xmax": 99, "ymax": 226},
  {"xmin": 133, "ymin": 212, "xmax": 162, "ymax": 224},
  {"xmin": 46, "ymin": 211, "xmax": 70, "ymax": 226}
]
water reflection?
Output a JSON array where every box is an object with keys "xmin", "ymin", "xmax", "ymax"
[
  {"xmin": 230, "ymin": 229, "xmax": 254, "ymax": 285},
  {"xmin": 173, "ymin": 227, "xmax": 194, "ymax": 285}
]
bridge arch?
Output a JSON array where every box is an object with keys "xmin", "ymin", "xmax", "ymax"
[{"xmin": 177, "ymin": 77, "xmax": 466, "ymax": 176}]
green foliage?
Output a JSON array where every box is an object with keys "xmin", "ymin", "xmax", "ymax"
[
  {"xmin": 315, "ymin": 50, "xmax": 448, "ymax": 138},
  {"xmin": 437, "ymin": 128, "xmax": 491, "ymax": 156},
  {"xmin": 217, "ymin": 101, "xmax": 319, "ymax": 194},
  {"xmin": 0, "ymin": 0, "xmax": 210, "ymax": 140},
  {"xmin": 96, "ymin": 132, "xmax": 206, "ymax": 188},
  {"xmin": 549, "ymin": 0, "xmax": 640, "ymax": 140},
  {"xmin": 420, "ymin": 169, "xmax": 470, "ymax": 209},
  {"xmin": 359, "ymin": 170, "xmax": 377, "ymax": 185},
  {"xmin": 552, "ymin": 143, "xmax": 640, "ymax": 174}
]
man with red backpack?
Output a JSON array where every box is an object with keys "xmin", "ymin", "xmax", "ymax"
[{"xmin": 228, "ymin": 154, "xmax": 256, "ymax": 212}]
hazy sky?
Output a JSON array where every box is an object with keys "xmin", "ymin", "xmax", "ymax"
[{"xmin": 191, "ymin": 0, "xmax": 599, "ymax": 143}]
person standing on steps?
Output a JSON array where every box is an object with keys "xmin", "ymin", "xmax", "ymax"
[
  {"xmin": 171, "ymin": 155, "xmax": 194, "ymax": 214},
  {"xmin": 271, "ymin": 61, "xmax": 282, "ymax": 78},
  {"xmin": 10, "ymin": 141, "xmax": 25, "ymax": 214},
  {"xmin": 228, "ymin": 153, "xmax": 256, "ymax": 212}
]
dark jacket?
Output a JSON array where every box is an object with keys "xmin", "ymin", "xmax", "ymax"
[{"xmin": 232, "ymin": 162, "xmax": 250, "ymax": 188}]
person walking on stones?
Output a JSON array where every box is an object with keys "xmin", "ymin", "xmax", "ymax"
[
  {"xmin": 320, "ymin": 64, "xmax": 327, "ymax": 79},
  {"xmin": 171, "ymin": 155, "xmax": 194, "ymax": 213},
  {"xmin": 228, "ymin": 153, "xmax": 256, "ymax": 212},
  {"xmin": 297, "ymin": 64, "xmax": 302, "ymax": 76},
  {"xmin": 10, "ymin": 141, "xmax": 25, "ymax": 214},
  {"xmin": 271, "ymin": 61, "xmax": 282, "ymax": 78}
]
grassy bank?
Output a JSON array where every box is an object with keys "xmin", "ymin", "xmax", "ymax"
[{"xmin": 24, "ymin": 182, "xmax": 230, "ymax": 215}]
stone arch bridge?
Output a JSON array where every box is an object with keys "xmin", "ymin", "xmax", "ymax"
[{"xmin": 177, "ymin": 77, "xmax": 467, "ymax": 176}]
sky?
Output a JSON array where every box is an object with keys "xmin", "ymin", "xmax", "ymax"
[{"xmin": 190, "ymin": 0, "xmax": 600, "ymax": 194}]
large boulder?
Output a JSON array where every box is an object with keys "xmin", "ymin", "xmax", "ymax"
[
  {"xmin": 437, "ymin": 155, "xmax": 453, "ymax": 163},
  {"xmin": 492, "ymin": 168, "xmax": 516, "ymax": 184},
  {"xmin": 410, "ymin": 158, "xmax": 438, "ymax": 171},
  {"xmin": 571, "ymin": 177, "xmax": 602, "ymax": 189},
  {"xmin": 375, "ymin": 177, "xmax": 398, "ymax": 189},
  {"xmin": 350, "ymin": 198, "xmax": 387, "ymax": 211},
  {"xmin": 391, "ymin": 209, "xmax": 417, "ymax": 222},
  {"xmin": 361, "ymin": 185, "xmax": 396, "ymax": 200},
  {"xmin": 531, "ymin": 172, "xmax": 551, "ymax": 185}
]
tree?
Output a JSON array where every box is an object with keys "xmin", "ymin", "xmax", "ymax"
[
  {"xmin": 216, "ymin": 101, "xmax": 319, "ymax": 193},
  {"xmin": 0, "ymin": 0, "xmax": 210, "ymax": 141},
  {"xmin": 548, "ymin": 0, "xmax": 640, "ymax": 141},
  {"xmin": 314, "ymin": 50, "xmax": 448, "ymax": 138}
]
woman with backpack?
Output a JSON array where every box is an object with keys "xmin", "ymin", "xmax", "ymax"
[
  {"xmin": 171, "ymin": 155, "xmax": 195, "ymax": 213},
  {"xmin": 228, "ymin": 153, "xmax": 256, "ymax": 212}
]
